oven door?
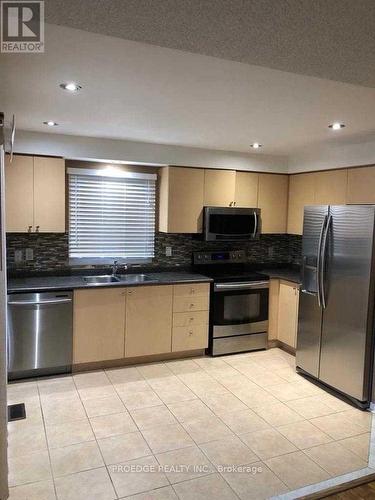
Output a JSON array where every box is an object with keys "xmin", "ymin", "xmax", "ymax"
[{"xmin": 212, "ymin": 281, "xmax": 269, "ymax": 338}]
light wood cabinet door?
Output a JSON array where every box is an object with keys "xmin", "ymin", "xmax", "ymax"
[
  {"xmin": 234, "ymin": 172, "xmax": 259, "ymax": 208},
  {"xmin": 287, "ymin": 173, "xmax": 315, "ymax": 235},
  {"xmin": 277, "ymin": 281, "xmax": 299, "ymax": 348},
  {"xmin": 159, "ymin": 167, "xmax": 204, "ymax": 233},
  {"xmin": 125, "ymin": 285, "xmax": 173, "ymax": 357},
  {"xmin": 5, "ymin": 155, "xmax": 34, "ymax": 232},
  {"xmin": 313, "ymin": 169, "xmax": 347, "ymax": 205},
  {"xmin": 258, "ymin": 174, "xmax": 288, "ymax": 233},
  {"xmin": 204, "ymin": 169, "xmax": 236, "ymax": 206},
  {"xmin": 268, "ymin": 279, "xmax": 280, "ymax": 341},
  {"xmin": 73, "ymin": 288, "xmax": 126, "ymax": 363},
  {"xmin": 172, "ymin": 325, "xmax": 208, "ymax": 351},
  {"xmin": 34, "ymin": 157, "xmax": 66, "ymax": 232},
  {"xmin": 347, "ymin": 166, "xmax": 375, "ymax": 204}
]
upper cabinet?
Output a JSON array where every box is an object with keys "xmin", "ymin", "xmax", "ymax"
[
  {"xmin": 288, "ymin": 170, "xmax": 348, "ymax": 234},
  {"xmin": 258, "ymin": 174, "xmax": 288, "ymax": 233},
  {"xmin": 204, "ymin": 169, "xmax": 236, "ymax": 207},
  {"xmin": 287, "ymin": 173, "xmax": 315, "ymax": 235},
  {"xmin": 347, "ymin": 166, "xmax": 375, "ymax": 204},
  {"xmin": 5, "ymin": 154, "xmax": 66, "ymax": 233},
  {"xmin": 313, "ymin": 169, "xmax": 347, "ymax": 205},
  {"xmin": 159, "ymin": 166, "xmax": 204, "ymax": 233},
  {"xmin": 234, "ymin": 171, "xmax": 259, "ymax": 208}
]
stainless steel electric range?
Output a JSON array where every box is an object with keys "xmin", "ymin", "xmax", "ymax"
[{"xmin": 193, "ymin": 250, "xmax": 269, "ymax": 356}]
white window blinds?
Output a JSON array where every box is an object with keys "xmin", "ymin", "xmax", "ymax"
[{"xmin": 68, "ymin": 168, "xmax": 157, "ymax": 263}]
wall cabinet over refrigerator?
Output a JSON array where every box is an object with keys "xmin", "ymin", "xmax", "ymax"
[{"xmin": 5, "ymin": 154, "xmax": 66, "ymax": 232}]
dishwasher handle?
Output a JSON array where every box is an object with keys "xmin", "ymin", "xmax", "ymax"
[{"xmin": 8, "ymin": 298, "xmax": 72, "ymax": 306}]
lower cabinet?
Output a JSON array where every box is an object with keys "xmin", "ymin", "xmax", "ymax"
[
  {"xmin": 73, "ymin": 282, "xmax": 210, "ymax": 364},
  {"xmin": 125, "ymin": 285, "xmax": 173, "ymax": 357},
  {"xmin": 73, "ymin": 288, "xmax": 126, "ymax": 363},
  {"xmin": 268, "ymin": 279, "xmax": 300, "ymax": 348}
]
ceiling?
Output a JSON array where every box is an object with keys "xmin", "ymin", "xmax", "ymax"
[
  {"xmin": 2, "ymin": 21, "xmax": 375, "ymax": 159},
  {"xmin": 45, "ymin": 0, "xmax": 375, "ymax": 88}
]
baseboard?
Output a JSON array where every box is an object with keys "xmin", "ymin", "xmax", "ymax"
[
  {"xmin": 268, "ymin": 339, "xmax": 296, "ymax": 356},
  {"xmin": 72, "ymin": 349, "xmax": 206, "ymax": 372}
]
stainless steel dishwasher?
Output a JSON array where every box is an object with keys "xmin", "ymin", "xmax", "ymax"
[{"xmin": 7, "ymin": 291, "xmax": 73, "ymax": 380}]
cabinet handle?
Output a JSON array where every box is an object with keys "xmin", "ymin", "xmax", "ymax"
[
  {"xmin": 190, "ymin": 288, "xmax": 195, "ymax": 294},
  {"xmin": 128, "ymin": 290, "xmax": 133, "ymax": 295},
  {"xmin": 190, "ymin": 317, "xmax": 194, "ymax": 322},
  {"xmin": 188, "ymin": 330, "xmax": 193, "ymax": 336},
  {"xmin": 35, "ymin": 225, "xmax": 40, "ymax": 233},
  {"xmin": 27, "ymin": 225, "xmax": 32, "ymax": 233},
  {"xmin": 189, "ymin": 303, "xmax": 194, "ymax": 308}
]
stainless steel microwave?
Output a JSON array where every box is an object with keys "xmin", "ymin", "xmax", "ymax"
[{"xmin": 203, "ymin": 207, "xmax": 261, "ymax": 241}]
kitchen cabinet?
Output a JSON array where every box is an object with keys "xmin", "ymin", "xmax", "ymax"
[
  {"xmin": 125, "ymin": 285, "xmax": 173, "ymax": 357},
  {"xmin": 313, "ymin": 169, "xmax": 347, "ymax": 205},
  {"xmin": 347, "ymin": 166, "xmax": 375, "ymax": 204},
  {"xmin": 268, "ymin": 279, "xmax": 280, "ymax": 341},
  {"xmin": 204, "ymin": 169, "xmax": 236, "ymax": 206},
  {"xmin": 5, "ymin": 154, "xmax": 66, "ymax": 233},
  {"xmin": 33, "ymin": 156, "xmax": 66, "ymax": 232},
  {"xmin": 172, "ymin": 283, "xmax": 209, "ymax": 351},
  {"xmin": 5, "ymin": 155, "xmax": 34, "ymax": 232},
  {"xmin": 287, "ymin": 173, "xmax": 315, "ymax": 235},
  {"xmin": 159, "ymin": 166, "xmax": 204, "ymax": 233},
  {"xmin": 234, "ymin": 172, "xmax": 259, "ymax": 208},
  {"xmin": 277, "ymin": 280, "xmax": 299, "ymax": 348},
  {"xmin": 258, "ymin": 174, "xmax": 288, "ymax": 233},
  {"xmin": 73, "ymin": 288, "xmax": 126, "ymax": 363}
]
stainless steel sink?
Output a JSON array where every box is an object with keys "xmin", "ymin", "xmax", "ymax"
[
  {"xmin": 118, "ymin": 274, "xmax": 158, "ymax": 283},
  {"xmin": 83, "ymin": 275, "xmax": 120, "ymax": 284}
]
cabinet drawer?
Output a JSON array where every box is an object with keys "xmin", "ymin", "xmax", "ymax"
[
  {"xmin": 173, "ymin": 283, "xmax": 210, "ymax": 297},
  {"xmin": 172, "ymin": 325, "xmax": 209, "ymax": 352},
  {"xmin": 173, "ymin": 295, "xmax": 209, "ymax": 312},
  {"xmin": 173, "ymin": 311, "xmax": 208, "ymax": 327}
]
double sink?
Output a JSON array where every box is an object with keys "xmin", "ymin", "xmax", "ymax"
[{"xmin": 83, "ymin": 274, "xmax": 158, "ymax": 285}]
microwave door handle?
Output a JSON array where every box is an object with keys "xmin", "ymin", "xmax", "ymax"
[{"xmin": 252, "ymin": 211, "xmax": 258, "ymax": 238}]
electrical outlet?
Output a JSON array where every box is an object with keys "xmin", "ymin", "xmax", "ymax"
[
  {"xmin": 14, "ymin": 250, "xmax": 23, "ymax": 263},
  {"xmin": 165, "ymin": 246, "xmax": 172, "ymax": 257},
  {"xmin": 25, "ymin": 248, "xmax": 34, "ymax": 261}
]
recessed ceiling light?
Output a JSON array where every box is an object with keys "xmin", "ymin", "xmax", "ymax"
[
  {"xmin": 328, "ymin": 122, "xmax": 345, "ymax": 130},
  {"xmin": 59, "ymin": 82, "xmax": 82, "ymax": 92},
  {"xmin": 250, "ymin": 142, "xmax": 262, "ymax": 149},
  {"xmin": 43, "ymin": 121, "xmax": 58, "ymax": 126}
]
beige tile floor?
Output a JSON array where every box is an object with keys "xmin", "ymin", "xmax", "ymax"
[{"xmin": 6, "ymin": 348, "xmax": 372, "ymax": 500}]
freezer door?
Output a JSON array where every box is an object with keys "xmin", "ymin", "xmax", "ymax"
[
  {"xmin": 296, "ymin": 205, "xmax": 328, "ymax": 377},
  {"xmin": 319, "ymin": 205, "xmax": 375, "ymax": 401}
]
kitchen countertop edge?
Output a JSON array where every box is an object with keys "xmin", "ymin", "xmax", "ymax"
[{"xmin": 7, "ymin": 272, "xmax": 213, "ymax": 294}]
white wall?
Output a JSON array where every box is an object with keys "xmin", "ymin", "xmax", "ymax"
[{"xmin": 14, "ymin": 130, "xmax": 288, "ymax": 173}]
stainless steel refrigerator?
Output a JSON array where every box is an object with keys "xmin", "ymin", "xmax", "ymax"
[
  {"xmin": 297, "ymin": 205, "xmax": 375, "ymax": 408},
  {"xmin": 0, "ymin": 113, "xmax": 9, "ymax": 500}
]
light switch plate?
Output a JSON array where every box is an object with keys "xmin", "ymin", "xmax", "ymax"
[
  {"xmin": 165, "ymin": 246, "xmax": 172, "ymax": 257},
  {"xmin": 25, "ymin": 248, "xmax": 34, "ymax": 261}
]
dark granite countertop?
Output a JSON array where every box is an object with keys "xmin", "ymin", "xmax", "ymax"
[
  {"xmin": 7, "ymin": 271, "xmax": 212, "ymax": 293},
  {"xmin": 260, "ymin": 267, "xmax": 301, "ymax": 284}
]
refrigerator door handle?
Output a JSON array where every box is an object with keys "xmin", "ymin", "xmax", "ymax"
[
  {"xmin": 316, "ymin": 214, "xmax": 328, "ymax": 308},
  {"xmin": 320, "ymin": 214, "xmax": 332, "ymax": 309}
]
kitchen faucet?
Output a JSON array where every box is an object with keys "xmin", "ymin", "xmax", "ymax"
[{"xmin": 111, "ymin": 260, "xmax": 127, "ymax": 276}]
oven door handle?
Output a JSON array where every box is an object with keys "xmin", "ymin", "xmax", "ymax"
[{"xmin": 214, "ymin": 281, "xmax": 269, "ymax": 291}]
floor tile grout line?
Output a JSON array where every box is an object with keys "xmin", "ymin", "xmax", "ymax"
[
  {"xmin": 35, "ymin": 380, "xmax": 59, "ymax": 500},
  {"xmin": 72, "ymin": 370, "xmax": 121, "ymax": 500}
]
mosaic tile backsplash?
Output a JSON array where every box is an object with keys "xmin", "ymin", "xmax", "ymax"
[{"xmin": 6, "ymin": 232, "xmax": 302, "ymax": 273}]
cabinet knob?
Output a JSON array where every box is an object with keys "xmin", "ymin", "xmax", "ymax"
[
  {"xmin": 190, "ymin": 288, "xmax": 195, "ymax": 294},
  {"xmin": 35, "ymin": 225, "xmax": 40, "ymax": 233},
  {"xmin": 188, "ymin": 331, "xmax": 193, "ymax": 336},
  {"xmin": 27, "ymin": 225, "xmax": 32, "ymax": 233},
  {"xmin": 189, "ymin": 303, "xmax": 194, "ymax": 308},
  {"xmin": 190, "ymin": 317, "xmax": 194, "ymax": 322}
]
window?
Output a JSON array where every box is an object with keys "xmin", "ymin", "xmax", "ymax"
[{"xmin": 68, "ymin": 167, "xmax": 157, "ymax": 264}]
